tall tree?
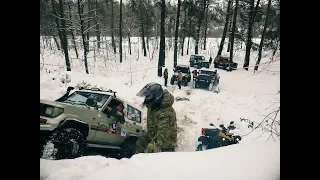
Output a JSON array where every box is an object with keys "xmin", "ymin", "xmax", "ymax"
[
  {"xmin": 77, "ymin": 0, "xmax": 89, "ymax": 74},
  {"xmin": 158, "ymin": 0, "xmax": 166, "ymax": 77},
  {"xmin": 58, "ymin": 0, "xmax": 71, "ymax": 71},
  {"xmin": 243, "ymin": 0, "xmax": 261, "ymax": 70},
  {"xmin": 254, "ymin": 0, "xmax": 272, "ymax": 71},
  {"xmin": 111, "ymin": 0, "xmax": 116, "ymax": 54},
  {"xmin": 203, "ymin": 2, "xmax": 209, "ymax": 50},
  {"xmin": 229, "ymin": 0, "xmax": 239, "ymax": 63},
  {"xmin": 50, "ymin": 0, "xmax": 63, "ymax": 50},
  {"xmin": 173, "ymin": 0, "xmax": 182, "ymax": 68},
  {"xmin": 217, "ymin": 0, "xmax": 232, "ymax": 56},
  {"xmin": 95, "ymin": 0, "xmax": 101, "ymax": 49},
  {"xmin": 119, "ymin": 0, "xmax": 123, "ymax": 63},
  {"xmin": 68, "ymin": 2, "xmax": 79, "ymax": 59},
  {"xmin": 194, "ymin": 0, "xmax": 207, "ymax": 55}
]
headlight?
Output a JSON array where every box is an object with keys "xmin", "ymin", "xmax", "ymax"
[{"xmin": 45, "ymin": 107, "xmax": 64, "ymax": 118}]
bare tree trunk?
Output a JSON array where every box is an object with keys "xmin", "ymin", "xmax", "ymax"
[
  {"xmin": 128, "ymin": 33, "xmax": 132, "ymax": 55},
  {"xmin": 203, "ymin": 3, "xmax": 209, "ymax": 51},
  {"xmin": 58, "ymin": 0, "xmax": 71, "ymax": 71},
  {"xmin": 68, "ymin": 2, "xmax": 79, "ymax": 59},
  {"xmin": 187, "ymin": 17, "xmax": 191, "ymax": 55},
  {"xmin": 173, "ymin": 0, "xmax": 181, "ymax": 68},
  {"xmin": 217, "ymin": 0, "xmax": 232, "ymax": 56},
  {"xmin": 243, "ymin": 0, "xmax": 255, "ymax": 71},
  {"xmin": 254, "ymin": 0, "xmax": 271, "ymax": 71},
  {"xmin": 229, "ymin": 0, "xmax": 239, "ymax": 62},
  {"xmin": 139, "ymin": 0, "xmax": 147, "ymax": 57},
  {"xmin": 119, "ymin": 0, "xmax": 123, "ymax": 63},
  {"xmin": 111, "ymin": 0, "xmax": 116, "ymax": 54},
  {"xmin": 158, "ymin": 0, "xmax": 166, "ymax": 77},
  {"xmin": 77, "ymin": 0, "xmax": 89, "ymax": 74},
  {"xmin": 53, "ymin": 35, "xmax": 60, "ymax": 50},
  {"xmin": 87, "ymin": 0, "xmax": 91, "ymax": 51},
  {"xmin": 95, "ymin": 0, "xmax": 101, "ymax": 49},
  {"xmin": 194, "ymin": 0, "xmax": 206, "ymax": 55},
  {"xmin": 51, "ymin": 0, "xmax": 63, "ymax": 50},
  {"xmin": 181, "ymin": 7, "xmax": 187, "ymax": 56}
]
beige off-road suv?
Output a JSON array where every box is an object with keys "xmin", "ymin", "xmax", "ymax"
[{"xmin": 40, "ymin": 86, "xmax": 144, "ymax": 160}]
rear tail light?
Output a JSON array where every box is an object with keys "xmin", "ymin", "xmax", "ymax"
[{"xmin": 201, "ymin": 128, "xmax": 206, "ymax": 136}]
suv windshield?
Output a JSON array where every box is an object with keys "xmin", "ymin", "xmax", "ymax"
[
  {"xmin": 63, "ymin": 91, "xmax": 110, "ymax": 108},
  {"xmin": 176, "ymin": 66, "xmax": 189, "ymax": 73},
  {"xmin": 199, "ymin": 70, "xmax": 215, "ymax": 76},
  {"xmin": 195, "ymin": 56, "xmax": 205, "ymax": 61}
]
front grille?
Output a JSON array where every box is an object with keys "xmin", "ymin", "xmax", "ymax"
[{"xmin": 40, "ymin": 103, "xmax": 53, "ymax": 118}]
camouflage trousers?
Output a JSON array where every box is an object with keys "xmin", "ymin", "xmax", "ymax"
[{"xmin": 136, "ymin": 133, "xmax": 175, "ymax": 153}]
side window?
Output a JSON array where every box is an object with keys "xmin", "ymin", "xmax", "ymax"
[{"xmin": 126, "ymin": 105, "xmax": 141, "ymax": 123}]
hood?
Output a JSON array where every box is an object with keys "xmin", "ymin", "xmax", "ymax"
[
  {"xmin": 40, "ymin": 99, "xmax": 67, "ymax": 108},
  {"xmin": 160, "ymin": 90, "xmax": 174, "ymax": 108}
]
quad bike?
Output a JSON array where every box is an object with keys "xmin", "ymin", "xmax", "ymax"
[{"xmin": 196, "ymin": 121, "xmax": 242, "ymax": 151}]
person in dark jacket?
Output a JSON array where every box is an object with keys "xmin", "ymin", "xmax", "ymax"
[
  {"xmin": 163, "ymin": 68, "xmax": 168, "ymax": 87},
  {"xmin": 136, "ymin": 83, "xmax": 177, "ymax": 153}
]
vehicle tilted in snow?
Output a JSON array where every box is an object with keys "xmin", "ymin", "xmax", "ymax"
[
  {"xmin": 170, "ymin": 65, "xmax": 192, "ymax": 86},
  {"xmin": 189, "ymin": 55, "xmax": 210, "ymax": 69},
  {"xmin": 196, "ymin": 121, "xmax": 242, "ymax": 151},
  {"xmin": 214, "ymin": 55, "xmax": 238, "ymax": 71},
  {"xmin": 193, "ymin": 68, "xmax": 220, "ymax": 92},
  {"xmin": 40, "ymin": 86, "xmax": 144, "ymax": 160}
]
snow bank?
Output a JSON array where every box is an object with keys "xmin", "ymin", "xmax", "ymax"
[{"xmin": 40, "ymin": 142, "xmax": 280, "ymax": 180}]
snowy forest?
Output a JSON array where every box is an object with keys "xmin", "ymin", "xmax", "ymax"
[{"xmin": 40, "ymin": 0, "xmax": 280, "ymax": 74}]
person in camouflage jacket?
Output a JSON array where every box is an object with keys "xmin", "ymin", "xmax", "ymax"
[{"xmin": 136, "ymin": 83, "xmax": 177, "ymax": 153}]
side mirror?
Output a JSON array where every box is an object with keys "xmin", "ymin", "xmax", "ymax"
[
  {"xmin": 230, "ymin": 121, "xmax": 234, "ymax": 125},
  {"xmin": 209, "ymin": 123, "xmax": 215, "ymax": 126},
  {"xmin": 219, "ymin": 124, "xmax": 225, "ymax": 128}
]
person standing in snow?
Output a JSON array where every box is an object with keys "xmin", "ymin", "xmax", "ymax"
[
  {"xmin": 136, "ymin": 82, "xmax": 177, "ymax": 153},
  {"xmin": 192, "ymin": 69, "xmax": 198, "ymax": 81},
  {"xmin": 163, "ymin": 68, "xmax": 168, "ymax": 87},
  {"xmin": 177, "ymin": 71, "xmax": 183, "ymax": 89}
]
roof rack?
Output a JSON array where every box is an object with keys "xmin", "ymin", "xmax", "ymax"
[{"xmin": 79, "ymin": 87, "xmax": 117, "ymax": 97}]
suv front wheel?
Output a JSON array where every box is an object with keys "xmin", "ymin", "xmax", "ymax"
[
  {"xmin": 119, "ymin": 138, "xmax": 138, "ymax": 158},
  {"xmin": 41, "ymin": 128, "xmax": 86, "ymax": 160}
]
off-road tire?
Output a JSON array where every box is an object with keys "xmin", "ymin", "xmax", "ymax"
[
  {"xmin": 41, "ymin": 128, "xmax": 86, "ymax": 160},
  {"xmin": 119, "ymin": 138, "xmax": 137, "ymax": 158}
]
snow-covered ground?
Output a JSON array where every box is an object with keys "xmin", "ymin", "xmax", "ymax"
[
  {"xmin": 40, "ymin": 37, "xmax": 280, "ymax": 179},
  {"xmin": 40, "ymin": 142, "xmax": 280, "ymax": 180}
]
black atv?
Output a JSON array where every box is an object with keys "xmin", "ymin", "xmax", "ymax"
[
  {"xmin": 189, "ymin": 55, "xmax": 210, "ymax": 69},
  {"xmin": 170, "ymin": 65, "xmax": 191, "ymax": 86},
  {"xmin": 193, "ymin": 69, "xmax": 220, "ymax": 92},
  {"xmin": 196, "ymin": 121, "xmax": 242, "ymax": 151}
]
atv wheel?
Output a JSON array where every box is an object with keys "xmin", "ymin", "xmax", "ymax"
[
  {"xmin": 41, "ymin": 128, "xmax": 86, "ymax": 160},
  {"xmin": 119, "ymin": 138, "xmax": 137, "ymax": 158},
  {"xmin": 214, "ymin": 64, "xmax": 218, "ymax": 68}
]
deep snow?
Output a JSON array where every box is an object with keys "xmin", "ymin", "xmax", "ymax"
[
  {"xmin": 40, "ymin": 142, "xmax": 280, "ymax": 180},
  {"xmin": 40, "ymin": 37, "xmax": 280, "ymax": 179}
]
